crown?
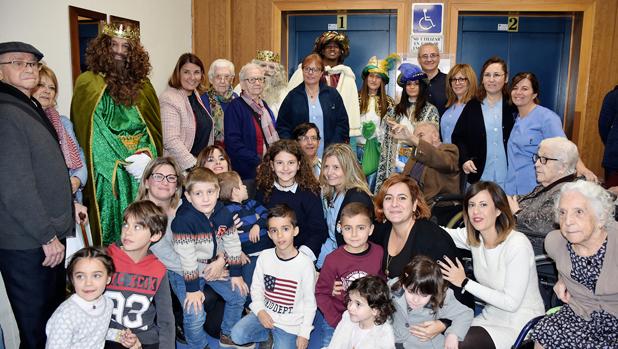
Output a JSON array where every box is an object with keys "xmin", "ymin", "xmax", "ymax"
[
  {"xmin": 255, "ymin": 50, "xmax": 280, "ymax": 63},
  {"xmin": 102, "ymin": 23, "xmax": 140, "ymax": 41}
]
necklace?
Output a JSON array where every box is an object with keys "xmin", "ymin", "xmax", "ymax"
[
  {"xmin": 277, "ymin": 180, "xmax": 296, "ymax": 189},
  {"xmin": 385, "ymin": 254, "xmax": 394, "ymax": 277},
  {"xmin": 306, "ymin": 87, "xmax": 319, "ymax": 99}
]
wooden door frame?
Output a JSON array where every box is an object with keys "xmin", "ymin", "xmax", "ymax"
[{"xmin": 447, "ymin": 0, "xmax": 596, "ymax": 145}]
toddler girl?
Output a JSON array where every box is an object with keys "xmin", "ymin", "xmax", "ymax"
[
  {"xmin": 45, "ymin": 247, "xmax": 139, "ymax": 349},
  {"xmin": 327, "ymin": 275, "xmax": 396, "ymax": 349},
  {"xmin": 389, "ymin": 255, "xmax": 473, "ymax": 349}
]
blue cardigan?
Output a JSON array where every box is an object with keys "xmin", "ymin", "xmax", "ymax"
[
  {"xmin": 224, "ymin": 97, "xmax": 276, "ymax": 180},
  {"xmin": 277, "ymin": 82, "xmax": 349, "ymax": 147}
]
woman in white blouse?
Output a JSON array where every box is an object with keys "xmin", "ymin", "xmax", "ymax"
[{"xmin": 438, "ymin": 181, "xmax": 544, "ymax": 349}]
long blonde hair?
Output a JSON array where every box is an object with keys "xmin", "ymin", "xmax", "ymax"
[{"xmin": 320, "ymin": 143, "xmax": 371, "ymax": 203}]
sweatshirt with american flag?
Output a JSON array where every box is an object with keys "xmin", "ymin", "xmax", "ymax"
[{"xmin": 249, "ymin": 248, "xmax": 316, "ymax": 339}]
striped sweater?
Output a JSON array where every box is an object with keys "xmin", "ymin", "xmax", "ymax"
[{"xmin": 171, "ymin": 200, "xmax": 242, "ymax": 292}]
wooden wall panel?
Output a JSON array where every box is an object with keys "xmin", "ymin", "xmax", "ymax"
[
  {"xmin": 193, "ymin": 0, "xmax": 618, "ymax": 176},
  {"xmin": 577, "ymin": 0, "xmax": 618, "ymax": 175},
  {"xmin": 193, "ymin": 0, "xmax": 232, "ymax": 68},
  {"xmin": 231, "ymin": 0, "xmax": 273, "ymax": 70}
]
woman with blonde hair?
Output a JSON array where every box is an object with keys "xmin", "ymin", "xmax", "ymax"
[
  {"xmin": 317, "ymin": 143, "xmax": 373, "ymax": 267},
  {"xmin": 441, "ymin": 64, "xmax": 478, "ymax": 144},
  {"xmin": 32, "ymin": 64, "xmax": 87, "ymax": 202}
]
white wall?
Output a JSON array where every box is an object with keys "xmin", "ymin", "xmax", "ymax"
[{"xmin": 0, "ymin": 0, "xmax": 193, "ymax": 115}]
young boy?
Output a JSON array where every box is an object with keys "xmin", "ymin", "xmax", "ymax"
[
  {"xmin": 170, "ymin": 167, "xmax": 248, "ymax": 348},
  {"xmin": 105, "ymin": 200, "xmax": 174, "ymax": 349},
  {"xmin": 217, "ymin": 171, "xmax": 270, "ymax": 287},
  {"xmin": 314, "ymin": 202, "xmax": 385, "ymax": 346},
  {"xmin": 231, "ymin": 204, "xmax": 317, "ymax": 349}
]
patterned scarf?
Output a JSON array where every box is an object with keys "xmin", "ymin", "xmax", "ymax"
[
  {"xmin": 44, "ymin": 107, "xmax": 84, "ymax": 169},
  {"xmin": 241, "ymin": 92, "xmax": 279, "ymax": 146},
  {"xmin": 207, "ymin": 86, "xmax": 235, "ymax": 144}
]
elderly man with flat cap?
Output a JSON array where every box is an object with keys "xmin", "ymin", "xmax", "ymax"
[{"xmin": 0, "ymin": 41, "xmax": 73, "ymax": 348}]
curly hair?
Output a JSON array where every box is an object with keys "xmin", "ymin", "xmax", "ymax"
[
  {"xmin": 347, "ymin": 276, "xmax": 395, "ymax": 325},
  {"xmin": 85, "ymin": 33, "xmax": 151, "ymax": 106},
  {"xmin": 256, "ymin": 139, "xmax": 320, "ymax": 202},
  {"xmin": 390, "ymin": 255, "xmax": 448, "ymax": 314}
]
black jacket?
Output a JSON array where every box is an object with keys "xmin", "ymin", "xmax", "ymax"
[
  {"xmin": 0, "ymin": 82, "xmax": 73, "ymax": 249},
  {"xmin": 451, "ymin": 98, "xmax": 516, "ymax": 183},
  {"xmin": 277, "ymin": 82, "xmax": 349, "ymax": 147}
]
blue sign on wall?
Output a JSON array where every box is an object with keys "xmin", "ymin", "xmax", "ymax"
[{"xmin": 412, "ymin": 3, "xmax": 443, "ymax": 35}]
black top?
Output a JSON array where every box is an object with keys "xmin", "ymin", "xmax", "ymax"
[
  {"xmin": 451, "ymin": 98, "xmax": 517, "ymax": 184},
  {"xmin": 428, "ymin": 71, "xmax": 448, "ymax": 116},
  {"xmin": 375, "ymin": 218, "xmax": 474, "ymax": 308},
  {"xmin": 188, "ymin": 93, "xmax": 212, "ymax": 157}
]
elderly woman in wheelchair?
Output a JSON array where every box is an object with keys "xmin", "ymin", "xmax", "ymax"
[
  {"xmin": 529, "ymin": 180, "xmax": 618, "ymax": 348},
  {"xmin": 507, "ymin": 137, "xmax": 580, "ymax": 255}
]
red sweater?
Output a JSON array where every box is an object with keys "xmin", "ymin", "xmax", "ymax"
[{"xmin": 315, "ymin": 242, "xmax": 384, "ymax": 327}]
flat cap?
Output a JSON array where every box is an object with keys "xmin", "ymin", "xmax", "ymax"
[{"xmin": 0, "ymin": 41, "xmax": 44, "ymax": 60}]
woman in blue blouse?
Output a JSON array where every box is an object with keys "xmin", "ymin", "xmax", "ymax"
[
  {"xmin": 504, "ymin": 72, "xmax": 595, "ymax": 195},
  {"xmin": 441, "ymin": 64, "xmax": 477, "ymax": 144}
]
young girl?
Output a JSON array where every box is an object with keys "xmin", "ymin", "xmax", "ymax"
[
  {"xmin": 389, "ymin": 256, "xmax": 473, "ymax": 349},
  {"xmin": 46, "ymin": 247, "xmax": 140, "ymax": 349},
  {"xmin": 255, "ymin": 139, "xmax": 327, "ymax": 261},
  {"xmin": 327, "ymin": 275, "xmax": 396, "ymax": 349}
]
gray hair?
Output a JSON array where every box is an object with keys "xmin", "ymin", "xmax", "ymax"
[
  {"xmin": 207, "ymin": 59, "xmax": 235, "ymax": 83},
  {"xmin": 239, "ymin": 62, "xmax": 263, "ymax": 81},
  {"xmin": 539, "ymin": 137, "xmax": 578, "ymax": 174},
  {"xmin": 554, "ymin": 180, "xmax": 615, "ymax": 228},
  {"xmin": 413, "ymin": 121, "xmax": 439, "ymax": 134},
  {"xmin": 417, "ymin": 43, "xmax": 440, "ymax": 56}
]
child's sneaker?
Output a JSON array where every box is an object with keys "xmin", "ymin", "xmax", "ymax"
[{"xmin": 220, "ymin": 333, "xmax": 255, "ymax": 348}]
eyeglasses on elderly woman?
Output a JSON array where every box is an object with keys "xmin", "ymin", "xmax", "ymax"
[{"xmin": 532, "ymin": 154, "xmax": 559, "ymax": 165}]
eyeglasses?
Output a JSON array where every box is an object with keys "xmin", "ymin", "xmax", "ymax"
[
  {"xmin": 483, "ymin": 72, "xmax": 505, "ymax": 79},
  {"xmin": 0, "ymin": 60, "xmax": 43, "ymax": 71},
  {"xmin": 243, "ymin": 77, "xmax": 265, "ymax": 84},
  {"xmin": 450, "ymin": 77, "xmax": 468, "ymax": 84},
  {"xmin": 302, "ymin": 67, "xmax": 322, "ymax": 74},
  {"xmin": 298, "ymin": 135, "xmax": 320, "ymax": 142},
  {"xmin": 419, "ymin": 53, "xmax": 439, "ymax": 61},
  {"xmin": 150, "ymin": 173, "xmax": 178, "ymax": 183},
  {"xmin": 532, "ymin": 154, "xmax": 559, "ymax": 165},
  {"xmin": 214, "ymin": 74, "xmax": 233, "ymax": 82}
]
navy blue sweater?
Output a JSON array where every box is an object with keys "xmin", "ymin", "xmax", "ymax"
[
  {"xmin": 256, "ymin": 187, "xmax": 328, "ymax": 259},
  {"xmin": 223, "ymin": 199, "xmax": 270, "ymax": 254}
]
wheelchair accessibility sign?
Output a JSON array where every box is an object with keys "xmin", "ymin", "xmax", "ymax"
[{"xmin": 412, "ymin": 3, "xmax": 443, "ymax": 35}]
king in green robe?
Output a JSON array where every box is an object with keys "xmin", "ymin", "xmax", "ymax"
[{"xmin": 71, "ymin": 70, "xmax": 162, "ymax": 246}]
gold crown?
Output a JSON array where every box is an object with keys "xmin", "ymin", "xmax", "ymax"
[
  {"xmin": 102, "ymin": 23, "xmax": 140, "ymax": 41},
  {"xmin": 255, "ymin": 50, "xmax": 280, "ymax": 63}
]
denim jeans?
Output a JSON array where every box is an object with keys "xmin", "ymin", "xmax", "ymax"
[
  {"xmin": 168, "ymin": 271, "xmax": 208, "ymax": 349},
  {"xmin": 207, "ymin": 278, "xmax": 247, "ymax": 336},
  {"xmin": 307, "ymin": 310, "xmax": 335, "ymax": 349},
  {"xmin": 231, "ymin": 313, "xmax": 297, "ymax": 349},
  {"xmin": 241, "ymin": 255, "xmax": 259, "ymax": 305},
  {"xmin": 168, "ymin": 271, "xmax": 247, "ymax": 348}
]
